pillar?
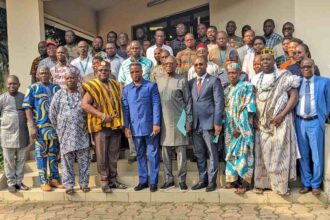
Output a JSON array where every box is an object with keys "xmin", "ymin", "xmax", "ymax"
[{"xmin": 6, "ymin": 0, "xmax": 44, "ymax": 91}]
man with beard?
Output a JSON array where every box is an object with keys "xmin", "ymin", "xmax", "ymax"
[
  {"xmin": 64, "ymin": 30, "xmax": 79, "ymax": 62},
  {"xmin": 196, "ymin": 23, "xmax": 209, "ymax": 44},
  {"xmin": 237, "ymin": 30, "xmax": 255, "ymax": 64},
  {"xmin": 91, "ymin": 36, "xmax": 107, "ymax": 59},
  {"xmin": 71, "ymin": 41, "xmax": 94, "ymax": 78}
]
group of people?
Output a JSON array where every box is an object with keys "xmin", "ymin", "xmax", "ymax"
[{"xmin": 1, "ymin": 19, "xmax": 329, "ymax": 197}]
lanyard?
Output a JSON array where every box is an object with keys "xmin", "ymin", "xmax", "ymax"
[{"xmin": 79, "ymin": 57, "xmax": 90, "ymax": 74}]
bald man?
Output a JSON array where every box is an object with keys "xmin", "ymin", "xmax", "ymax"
[
  {"xmin": 176, "ymin": 33, "xmax": 197, "ymax": 78},
  {"xmin": 0, "ymin": 75, "xmax": 30, "ymax": 192},
  {"xmin": 157, "ymin": 56, "xmax": 192, "ymax": 191}
]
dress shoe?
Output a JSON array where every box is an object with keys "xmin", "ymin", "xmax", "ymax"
[
  {"xmin": 128, "ymin": 156, "xmax": 137, "ymax": 163},
  {"xmin": 160, "ymin": 182, "xmax": 175, "ymax": 191},
  {"xmin": 50, "ymin": 179, "xmax": 64, "ymax": 188},
  {"xmin": 312, "ymin": 188, "xmax": 321, "ymax": 196},
  {"xmin": 191, "ymin": 182, "xmax": 207, "ymax": 190},
  {"xmin": 40, "ymin": 183, "xmax": 52, "ymax": 192},
  {"xmin": 109, "ymin": 180, "xmax": 127, "ymax": 189},
  {"xmin": 179, "ymin": 182, "xmax": 188, "ymax": 191},
  {"xmin": 134, "ymin": 183, "xmax": 149, "ymax": 191},
  {"xmin": 8, "ymin": 185, "xmax": 17, "ymax": 193},
  {"xmin": 299, "ymin": 187, "xmax": 311, "ymax": 194},
  {"xmin": 206, "ymin": 183, "xmax": 217, "ymax": 192},
  {"xmin": 150, "ymin": 184, "xmax": 158, "ymax": 192},
  {"xmin": 15, "ymin": 183, "xmax": 29, "ymax": 191}
]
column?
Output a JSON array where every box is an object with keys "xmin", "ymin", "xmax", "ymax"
[{"xmin": 6, "ymin": 0, "xmax": 44, "ymax": 91}]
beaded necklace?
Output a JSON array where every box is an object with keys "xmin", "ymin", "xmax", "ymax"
[{"xmin": 65, "ymin": 90, "xmax": 80, "ymax": 109}]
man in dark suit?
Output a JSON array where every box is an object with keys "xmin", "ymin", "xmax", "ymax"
[
  {"xmin": 189, "ymin": 56, "xmax": 224, "ymax": 192},
  {"xmin": 122, "ymin": 62, "xmax": 161, "ymax": 192},
  {"xmin": 296, "ymin": 58, "xmax": 330, "ymax": 196}
]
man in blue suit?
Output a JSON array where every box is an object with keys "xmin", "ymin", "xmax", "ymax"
[
  {"xmin": 296, "ymin": 58, "xmax": 330, "ymax": 196},
  {"xmin": 122, "ymin": 62, "xmax": 161, "ymax": 192},
  {"xmin": 190, "ymin": 56, "xmax": 224, "ymax": 192}
]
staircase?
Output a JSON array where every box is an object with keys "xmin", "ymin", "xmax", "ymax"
[{"xmin": 0, "ymin": 147, "xmax": 328, "ymax": 204}]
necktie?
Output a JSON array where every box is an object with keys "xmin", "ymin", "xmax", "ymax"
[
  {"xmin": 304, "ymin": 80, "xmax": 311, "ymax": 115},
  {"xmin": 197, "ymin": 78, "xmax": 202, "ymax": 94}
]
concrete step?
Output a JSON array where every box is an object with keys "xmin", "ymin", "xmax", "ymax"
[
  {"xmin": 23, "ymin": 159, "xmax": 201, "ymax": 173},
  {"xmin": 0, "ymin": 186, "xmax": 328, "ymax": 204},
  {"xmin": 21, "ymin": 171, "xmax": 226, "ymax": 188}
]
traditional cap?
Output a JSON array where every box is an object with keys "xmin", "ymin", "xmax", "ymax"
[
  {"xmin": 46, "ymin": 40, "xmax": 57, "ymax": 47},
  {"xmin": 227, "ymin": 63, "xmax": 241, "ymax": 70},
  {"xmin": 261, "ymin": 48, "xmax": 275, "ymax": 56},
  {"xmin": 97, "ymin": 60, "xmax": 110, "ymax": 69},
  {"xmin": 65, "ymin": 65, "xmax": 80, "ymax": 77},
  {"xmin": 196, "ymin": 43, "xmax": 208, "ymax": 49}
]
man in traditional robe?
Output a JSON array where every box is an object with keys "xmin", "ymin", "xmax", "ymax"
[
  {"xmin": 156, "ymin": 56, "xmax": 192, "ymax": 191},
  {"xmin": 223, "ymin": 63, "xmax": 256, "ymax": 194},
  {"xmin": 251, "ymin": 48, "xmax": 300, "ymax": 195},
  {"xmin": 82, "ymin": 61, "xmax": 127, "ymax": 193}
]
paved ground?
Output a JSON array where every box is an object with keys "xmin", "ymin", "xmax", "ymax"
[{"xmin": 0, "ymin": 201, "xmax": 329, "ymax": 220}]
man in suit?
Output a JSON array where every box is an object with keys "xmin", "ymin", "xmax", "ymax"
[
  {"xmin": 122, "ymin": 62, "xmax": 161, "ymax": 192},
  {"xmin": 296, "ymin": 58, "xmax": 330, "ymax": 196},
  {"xmin": 189, "ymin": 56, "xmax": 224, "ymax": 192}
]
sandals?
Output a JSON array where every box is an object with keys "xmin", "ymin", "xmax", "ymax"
[
  {"xmin": 80, "ymin": 186, "xmax": 91, "ymax": 193},
  {"xmin": 65, "ymin": 188, "xmax": 74, "ymax": 195},
  {"xmin": 235, "ymin": 181, "xmax": 249, "ymax": 194},
  {"xmin": 253, "ymin": 187, "xmax": 264, "ymax": 194}
]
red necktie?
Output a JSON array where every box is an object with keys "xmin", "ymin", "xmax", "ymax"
[{"xmin": 197, "ymin": 78, "xmax": 202, "ymax": 94}]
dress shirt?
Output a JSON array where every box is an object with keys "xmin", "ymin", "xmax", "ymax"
[
  {"xmin": 70, "ymin": 56, "xmax": 94, "ymax": 77},
  {"xmin": 118, "ymin": 56, "xmax": 153, "ymax": 85},
  {"xmin": 105, "ymin": 54, "xmax": 124, "ymax": 80},
  {"xmin": 187, "ymin": 61, "xmax": 220, "ymax": 80},
  {"xmin": 196, "ymin": 73, "xmax": 208, "ymax": 86},
  {"xmin": 146, "ymin": 44, "xmax": 173, "ymax": 66},
  {"xmin": 297, "ymin": 76, "xmax": 317, "ymax": 117}
]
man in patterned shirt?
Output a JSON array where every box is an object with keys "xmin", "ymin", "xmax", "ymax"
[
  {"xmin": 176, "ymin": 33, "xmax": 197, "ymax": 78},
  {"xmin": 49, "ymin": 68, "xmax": 91, "ymax": 195},
  {"xmin": 23, "ymin": 65, "xmax": 62, "ymax": 192},
  {"xmin": 50, "ymin": 46, "xmax": 81, "ymax": 88},
  {"xmin": 30, "ymin": 41, "xmax": 47, "ymax": 83},
  {"xmin": 170, "ymin": 23, "xmax": 186, "ymax": 56},
  {"xmin": 263, "ymin": 19, "xmax": 283, "ymax": 48}
]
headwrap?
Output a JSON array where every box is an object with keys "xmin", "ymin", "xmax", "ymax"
[
  {"xmin": 227, "ymin": 62, "xmax": 241, "ymax": 70},
  {"xmin": 261, "ymin": 48, "xmax": 275, "ymax": 56}
]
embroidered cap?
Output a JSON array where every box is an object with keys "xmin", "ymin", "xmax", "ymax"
[{"xmin": 261, "ymin": 48, "xmax": 275, "ymax": 56}]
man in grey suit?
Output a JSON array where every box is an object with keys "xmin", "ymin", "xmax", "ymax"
[{"xmin": 189, "ymin": 57, "xmax": 224, "ymax": 192}]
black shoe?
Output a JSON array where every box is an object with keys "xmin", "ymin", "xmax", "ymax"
[
  {"xmin": 190, "ymin": 155, "xmax": 197, "ymax": 162},
  {"xmin": 91, "ymin": 153, "xmax": 97, "ymax": 163},
  {"xmin": 160, "ymin": 182, "xmax": 175, "ymax": 191},
  {"xmin": 109, "ymin": 180, "xmax": 127, "ymax": 189},
  {"xmin": 128, "ymin": 156, "xmax": 137, "ymax": 163},
  {"xmin": 150, "ymin": 184, "xmax": 158, "ymax": 192},
  {"xmin": 191, "ymin": 182, "xmax": 207, "ymax": 190},
  {"xmin": 179, "ymin": 182, "xmax": 188, "ymax": 191},
  {"xmin": 134, "ymin": 183, "xmax": 149, "ymax": 191},
  {"xmin": 15, "ymin": 183, "xmax": 29, "ymax": 191},
  {"xmin": 206, "ymin": 183, "xmax": 217, "ymax": 192},
  {"xmin": 8, "ymin": 185, "xmax": 16, "ymax": 193}
]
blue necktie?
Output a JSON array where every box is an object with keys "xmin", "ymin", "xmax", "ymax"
[{"xmin": 304, "ymin": 80, "xmax": 311, "ymax": 115}]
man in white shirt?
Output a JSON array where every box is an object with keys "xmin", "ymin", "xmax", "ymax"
[
  {"xmin": 146, "ymin": 29, "xmax": 173, "ymax": 65},
  {"xmin": 295, "ymin": 58, "xmax": 330, "ymax": 196},
  {"xmin": 71, "ymin": 41, "xmax": 94, "ymax": 78},
  {"xmin": 104, "ymin": 42, "xmax": 124, "ymax": 80}
]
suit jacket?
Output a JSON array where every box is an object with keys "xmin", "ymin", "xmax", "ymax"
[
  {"xmin": 208, "ymin": 46, "xmax": 236, "ymax": 68},
  {"xmin": 189, "ymin": 74, "xmax": 224, "ymax": 130},
  {"xmin": 296, "ymin": 75, "xmax": 330, "ymax": 130},
  {"xmin": 122, "ymin": 79, "xmax": 161, "ymax": 136}
]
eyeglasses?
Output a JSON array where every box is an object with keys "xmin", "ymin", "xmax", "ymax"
[
  {"xmin": 194, "ymin": 63, "xmax": 204, "ymax": 66},
  {"xmin": 300, "ymin": 65, "xmax": 313, "ymax": 69}
]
